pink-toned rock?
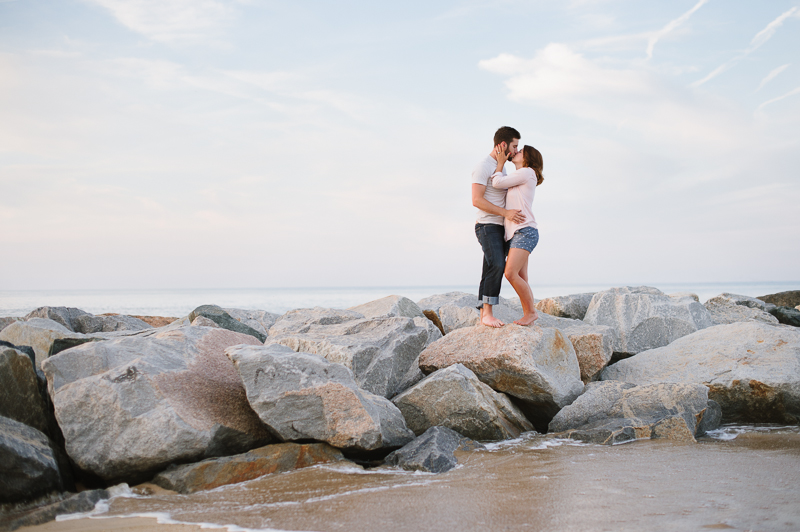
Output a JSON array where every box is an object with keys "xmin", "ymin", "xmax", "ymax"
[
  {"xmin": 418, "ymin": 325, "xmax": 583, "ymax": 430},
  {"xmin": 152, "ymin": 442, "xmax": 344, "ymax": 494}
]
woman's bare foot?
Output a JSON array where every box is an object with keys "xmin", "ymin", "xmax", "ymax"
[
  {"xmin": 482, "ymin": 314, "xmax": 505, "ymax": 328},
  {"xmin": 514, "ymin": 310, "xmax": 539, "ymax": 326}
]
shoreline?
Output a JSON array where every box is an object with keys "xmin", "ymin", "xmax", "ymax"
[{"xmin": 20, "ymin": 516, "xmax": 207, "ymax": 532}]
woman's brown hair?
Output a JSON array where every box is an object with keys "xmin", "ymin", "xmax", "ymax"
[{"xmin": 522, "ymin": 145, "xmax": 544, "ymax": 186}]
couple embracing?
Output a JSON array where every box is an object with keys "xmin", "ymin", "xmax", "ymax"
[{"xmin": 472, "ymin": 126, "xmax": 544, "ymax": 328}]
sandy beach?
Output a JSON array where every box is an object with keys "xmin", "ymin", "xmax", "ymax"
[{"xmin": 19, "ymin": 517, "xmax": 204, "ymax": 532}]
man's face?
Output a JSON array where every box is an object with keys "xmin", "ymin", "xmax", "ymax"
[{"xmin": 507, "ymin": 139, "xmax": 520, "ymax": 157}]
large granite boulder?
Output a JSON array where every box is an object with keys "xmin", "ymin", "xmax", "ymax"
[
  {"xmin": 417, "ymin": 292, "xmax": 522, "ymax": 332},
  {"xmin": 226, "ymin": 344, "xmax": 414, "ymax": 452},
  {"xmin": 706, "ymin": 293, "xmax": 773, "ymax": 312},
  {"xmin": 418, "ymin": 324, "xmax": 583, "ymax": 431},
  {"xmin": 537, "ymin": 313, "xmax": 613, "ymax": 383},
  {"xmin": 223, "ymin": 308, "xmax": 280, "ymax": 338},
  {"xmin": 769, "ymin": 306, "xmax": 800, "ymax": 327},
  {"xmin": 417, "ymin": 292, "xmax": 479, "ymax": 313},
  {"xmin": 23, "ymin": 307, "xmax": 90, "ymax": 332},
  {"xmin": 535, "ymin": 293, "xmax": 595, "ymax": 320},
  {"xmin": 583, "ymin": 286, "xmax": 714, "ymax": 357},
  {"xmin": 601, "ymin": 321, "xmax": 800, "ymax": 424},
  {"xmin": 0, "ymin": 319, "xmax": 89, "ymax": 368},
  {"xmin": 549, "ymin": 381, "xmax": 721, "ymax": 445},
  {"xmin": 384, "ymin": 426, "xmax": 483, "ymax": 473},
  {"xmin": 438, "ymin": 305, "xmax": 479, "ymax": 334},
  {"xmin": 268, "ymin": 307, "xmax": 364, "ymax": 336},
  {"xmin": 42, "ymin": 326, "xmax": 271, "ymax": 482},
  {"xmin": 704, "ymin": 298, "xmax": 779, "ymax": 326},
  {"xmin": 0, "ymin": 489, "xmax": 109, "ymax": 531},
  {"xmin": 0, "ymin": 316, "xmax": 21, "ymax": 333},
  {"xmin": 72, "ymin": 314, "xmax": 152, "ymax": 334},
  {"xmin": 188, "ymin": 305, "xmax": 266, "ymax": 342},
  {"xmin": 153, "ymin": 442, "xmax": 344, "ymax": 494},
  {"xmin": 0, "ymin": 347, "xmax": 53, "ymax": 437},
  {"xmin": 0, "ymin": 416, "xmax": 66, "ymax": 503},
  {"xmin": 268, "ymin": 314, "xmax": 428, "ymax": 399},
  {"xmin": 392, "ymin": 364, "xmax": 532, "ymax": 441},
  {"xmin": 758, "ymin": 290, "xmax": 800, "ymax": 308},
  {"xmin": 349, "ymin": 295, "xmax": 425, "ymax": 320}
]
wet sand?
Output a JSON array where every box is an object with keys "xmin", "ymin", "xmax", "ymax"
[{"xmin": 20, "ymin": 428, "xmax": 800, "ymax": 532}]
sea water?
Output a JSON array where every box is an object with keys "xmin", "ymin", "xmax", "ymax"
[
  {"xmin": 57, "ymin": 426, "xmax": 800, "ymax": 532},
  {"xmin": 0, "ymin": 281, "xmax": 797, "ymax": 317}
]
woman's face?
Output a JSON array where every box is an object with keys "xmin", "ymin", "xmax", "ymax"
[{"xmin": 511, "ymin": 150, "xmax": 525, "ymax": 164}]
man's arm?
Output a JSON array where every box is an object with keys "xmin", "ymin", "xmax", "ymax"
[{"xmin": 472, "ymin": 184, "xmax": 525, "ymax": 223}]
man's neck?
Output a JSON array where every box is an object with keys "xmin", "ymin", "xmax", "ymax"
[{"xmin": 489, "ymin": 150, "xmax": 499, "ymax": 161}]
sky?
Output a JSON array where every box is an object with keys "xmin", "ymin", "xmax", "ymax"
[{"xmin": 1, "ymin": 0, "xmax": 798, "ymax": 290}]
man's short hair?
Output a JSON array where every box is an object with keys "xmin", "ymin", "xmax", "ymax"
[{"xmin": 494, "ymin": 126, "xmax": 520, "ymax": 146}]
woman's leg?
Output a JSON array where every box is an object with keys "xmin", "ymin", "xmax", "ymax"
[{"xmin": 505, "ymin": 248, "xmax": 538, "ymax": 325}]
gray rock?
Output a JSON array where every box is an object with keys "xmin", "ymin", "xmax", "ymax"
[
  {"xmin": 0, "ymin": 347, "xmax": 52, "ymax": 436},
  {"xmin": 583, "ymin": 286, "xmax": 714, "ymax": 357},
  {"xmin": 601, "ymin": 321, "xmax": 800, "ymax": 424},
  {"xmin": 152, "ymin": 442, "xmax": 344, "ymax": 494},
  {"xmin": 0, "ymin": 319, "xmax": 89, "ymax": 369},
  {"xmin": 705, "ymin": 293, "xmax": 771, "ymax": 312},
  {"xmin": 704, "ymin": 298, "xmax": 779, "ymax": 326},
  {"xmin": 438, "ymin": 304, "xmax": 479, "ymax": 334},
  {"xmin": 42, "ymin": 326, "xmax": 272, "ymax": 482},
  {"xmin": 226, "ymin": 344, "xmax": 414, "ymax": 451},
  {"xmin": 757, "ymin": 290, "xmax": 800, "ymax": 308},
  {"xmin": 0, "ymin": 416, "xmax": 65, "ymax": 503},
  {"xmin": 549, "ymin": 381, "xmax": 720, "ymax": 444},
  {"xmin": 0, "ymin": 317, "xmax": 21, "ymax": 333},
  {"xmin": 223, "ymin": 308, "xmax": 280, "ymax": 338},
  {"xmin": 418, "ymin": 324, "xmax": 584, "ymax": 431},
  {"xmin": 417, "ymin": 292, "xmax": 479, "ymax": 313},
  {"xmin": 0, "ymin": 489, "xmax": 109, "ymax": 532},
  {"xmin": 269, "ymin": 316, "xmax": 428, "ymax": 399},
  {"xmin": 769, "ymin": 306, "xmax": 800, "ymax": 327},
  {"xmin": 418, "ymin": 293, "xmax": 522, "ymax": 332},
  {"xmin": 23, "ymin": 307, "xmax": 90, "ymax": 332},
  {"xmin": 268, "ymin": 307, "xmax": 365, "ymax": 336},
  {"xmin": 392, "ymin": 364, "xmax": 533, "ymax": 441},
  {"xmin": 390, "ymin": 317, "xmax": 444, "ymax": 396},
  {"xmin": 188, "ymin": 305, "xmax": 266, "ymax": 342},
  {"xmin": 535, "ymin": 293, "xmax": 595, "ymax": 320},
  {"xmin": 191, "ymin": 315, "xmax": 220, "ymax": 327},
  {"xmin": 384, "ymin": 426, "xmax": 483, "ymax": 473},
  {"xmin": 349, "ymin": 295, "xmax": 425, "ymax": 319},
  {"xmin": 72, "ymin": 314, "xmax": 152, "ymax": 334},
  {"xmin": 536, "ymin": 313, "xmax": 614, "ymax": 383},
  {"xmin": 669, "ymin": 292, "xmax": 700, "ymax": 302}
]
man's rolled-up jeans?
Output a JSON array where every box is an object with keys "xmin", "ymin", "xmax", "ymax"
[{"xmin": 475, "ymin": 223, "xmax": 509, "ymax": 309}]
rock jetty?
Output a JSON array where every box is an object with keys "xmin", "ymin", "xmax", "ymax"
[{"xmin": 0, "ymin": 286, "xmax": 797, "ymax": 526}]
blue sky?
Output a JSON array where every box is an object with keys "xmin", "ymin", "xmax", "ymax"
[{"xmin": 1, "ymin": 0, "xmax": 798, "ymax": 290}]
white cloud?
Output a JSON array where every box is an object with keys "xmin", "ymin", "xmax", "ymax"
[
  {"xmin": 755, "ymin": 63, "xmax": 789, "ymax": 92},
  {"xmin": 479, "ymin": 44, "xmax": 741, "ymax": 150},
  {"xmin": 758, "ymin": 85, "xmax": 800, "ymax": 111},
  {"xmin": 646, "ymin": 0, "xmax": 709, "ymax": 60},
  {"xmin": 85, "ymin": 0, "xmax": 236, "ymax": 43},
  {"xmin": 692, "ymin": 6, "xmax": 799, "ymax": 87}
]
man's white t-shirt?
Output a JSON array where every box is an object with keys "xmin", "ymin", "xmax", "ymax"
[{"xmin": 472, "ymin": 155, "xmax": 506, "ymax": 225}]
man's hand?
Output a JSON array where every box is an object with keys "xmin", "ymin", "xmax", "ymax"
[{"xmin": 504, "ymin": 209, "xmax": 525, "ymax": 224}]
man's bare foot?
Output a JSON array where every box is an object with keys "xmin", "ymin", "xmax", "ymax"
[
  {"xmin": 514, "ymin": 311, "xmax": 539, "ymax": 326},
  {"xmin": 482, "ymin": 315, "xmax": 505, "ymax": 328}
]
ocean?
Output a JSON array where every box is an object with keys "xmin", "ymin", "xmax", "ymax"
[{"xmin": 0, "ymin": 281, "xmax": 797, "ymax": 318}]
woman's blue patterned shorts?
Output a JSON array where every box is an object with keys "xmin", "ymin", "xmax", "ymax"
[{"xmin": 509, "ymin": 226, "xmax": 539, "ymax": 253}]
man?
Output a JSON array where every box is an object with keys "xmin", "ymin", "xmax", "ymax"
[{"xmin": 471, "ymin": 126, "xmax": 525, "ymax": 327}]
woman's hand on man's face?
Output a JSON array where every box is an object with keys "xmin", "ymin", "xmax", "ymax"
[{"xmin": 495, "ymin": 143, "xmax": 510, "ymax": 163}]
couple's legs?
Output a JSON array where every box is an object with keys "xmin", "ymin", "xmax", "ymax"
[
  {"xmin": 505, "ymin": 248, "xmax": 538, "ymax": 325},
  {"xmin": 475, "ymin": 223, "xmax": 507, "ymax": 328}
]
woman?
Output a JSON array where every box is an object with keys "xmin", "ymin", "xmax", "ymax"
[{"xmin": 491, "ymin": 145, "xmax": 544, "ymax": 326}]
